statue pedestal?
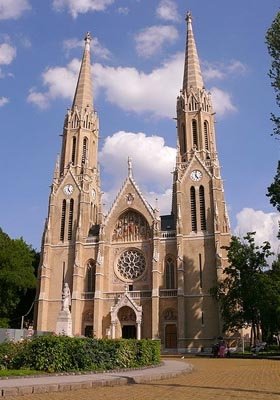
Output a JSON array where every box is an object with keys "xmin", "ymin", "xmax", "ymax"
[{"xmin": 55, "ymin": 309, "xmax": 73, "ymax": 336}]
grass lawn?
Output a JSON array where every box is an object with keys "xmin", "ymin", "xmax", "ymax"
[{"xmin": 0, "ymin": 369, "xmax": 44, "ymax": 377}]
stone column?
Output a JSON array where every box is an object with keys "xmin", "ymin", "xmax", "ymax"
[
  {"xmin": 111, "ymin": 322, "xmax": 116, "ymax": 339},
  {"xmin": 136, "ymin": 321, "xmax": 141, "ymax": 340}
]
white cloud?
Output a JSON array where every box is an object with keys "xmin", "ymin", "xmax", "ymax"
[
  {"xmin": 0, "ymin": 43, "xmax": 16, "ymax": 65},
  {"xmin": 234, "ymin": 208, "xmax": 279, "ymax": 255},
  {"xmin": 99, "ymin": 131, "xmax": 176, "ymax": 213},
  {"xmin": 94, "ymin": 53, "xmax": 183, "ymax": 117},
  {"xmin": 27, "ymin": 53, "xmax": 237, "ymax": 118},
  {"xmin": 210, "ymin": 87, "xmax": 237, "ymax": 116},
  {"xmin": 53, "ymin": 0, "xmax": 114, "ymax": 18},
  {"xmin": 156, "ymin": 0, "xmax": 179, "ymax": 22},
  {"xmin": 0, "ymin": 0, "xmax": 30, "ymax": 20},
  {"xmin": 0, "ymin": 96, "xmax": 9, "ymax": 107},
  {"xmin": 63, "ymin": 37, "xmax": 111, "ymax": 59},
  {"xmin": 27, "ymin": 59, "xmax": 80, "ymax": 108},
  {"xmin": 135, "ymin": 25, "xmax": 178, "ymax": 58},
  {"xmin": 117, "ymin": 7, "xmax": 129, "ymax": 15},
  {"xmin": 203, "ymin": 60, "xmax": 247, "ymax": 82},
  {"xmin": 99, "ymin": 130, "xmax": 176, "ymax": 188}
]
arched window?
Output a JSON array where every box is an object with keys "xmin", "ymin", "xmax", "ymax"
[
  {"xmin": 71, "ymin": 137, "xmax": 76, "ymax": 164},
  {"xmin": 60, "ymin": 199, "xmax": 66, "ymax": 241},
  {"xmin": 190, "ymin": 186, "xmax": 197, "ymax": 231},
  {"xmin": 192, "ymin": 119, "xmax": 198, "ymax": 149},
  {"xmin": 199, "ymin": 186, "xmax": 206, "ymax": 230},
  {"xmin": 165, "ymin": 256, "xmax": 175, "ymax": 289},
  {"xmin": 181, "ymin": 123, "xmax": 186, "ymax": 154},
  {"xmin": 204, "ymin": 121, "xmax": 209, "ymax": 151},
  {"xmin": 85, "ymin": 260, "xmax": 96, "ymax": 292},
  {"xmin": 68, "ymin": 199, "xmax": 74, "ymax": 240},
  {"xmin": 82, "ymin": 137, "xmax": 88, "ymax": 165}
]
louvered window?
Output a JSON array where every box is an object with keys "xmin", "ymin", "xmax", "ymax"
[
  {"xmin": 199, "ymin": 186, "xmax": 207, "ymax": 230},
  {"xmin": 60, "ymin": 200, "xmax": 66, "ymax": 241},
  {"xmin": 71, "ymin": 137, "xmax": 76, "ymax": 164},
  {"xmin": 204, "ymin": 121, "xmax": 209, "ymax": 151},
  {"xmin": 190, "ymin": 186, "xmax": 197, "ymax": 231},
  {"xmin": 192, "ymin": 120, "xmax": 198, "ymax": 149},
  {"xmin": 82, "ymin": 137, "xmax": 88, "ymax": 165},
  {"xmin": 68, "ymin": 199, "xmax": 74, "ymax": 240}
]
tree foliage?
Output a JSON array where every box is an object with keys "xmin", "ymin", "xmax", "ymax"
[
  {"xmin": 212, "ymin": 233, "xmax": 280, "ymax": 344},
  {"xmin": 266, "ymin": 11, "xmax": 280, "ymax": 137},
  {"xmin": 266, "ymin": 11, "xmax": 280, "ymax": 235},
  {"xmin": 0, "ymin": 228, "xmax": 37, "ymax": 327}
]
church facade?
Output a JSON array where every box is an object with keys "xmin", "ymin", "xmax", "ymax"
[{"xmin": 35, "ymin": 13, "xmax": 231, "ymax": 352}]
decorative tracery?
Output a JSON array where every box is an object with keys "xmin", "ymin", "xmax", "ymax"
[
  {"xmin": 117, "ymin": 249, "xmax": 146, "ymax": 280},
  {"xmin": 112, "ymin": 210, "xmax": 150, "ymax": 242}
]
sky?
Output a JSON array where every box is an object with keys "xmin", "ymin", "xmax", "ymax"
[{"xmin": 0, "ymin": 0, "xmax": 279, "ymax": 255}]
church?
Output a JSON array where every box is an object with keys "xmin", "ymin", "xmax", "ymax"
[{"xmin": 34, "ymin": 12, "xmax": 231, "ymax": 352}]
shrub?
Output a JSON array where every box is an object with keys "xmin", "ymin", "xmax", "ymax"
[{"xmin": 2, "ymin": 335, "xmax": 161, "ymax": 373}]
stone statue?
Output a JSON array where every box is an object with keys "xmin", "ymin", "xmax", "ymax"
[{"xmin": 62, "ymin": 283, "xmax": 71, "ymax": 311}]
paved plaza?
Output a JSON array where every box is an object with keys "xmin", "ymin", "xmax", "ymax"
[{"xmin": 2, "ymin": 357, "xmax": 280, "ymax": 400}]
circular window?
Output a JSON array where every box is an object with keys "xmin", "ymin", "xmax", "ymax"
[{"xmin": 117, "ymin": 249, "xmax": 146, "ymax": 280}]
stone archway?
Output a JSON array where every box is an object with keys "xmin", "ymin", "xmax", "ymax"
[
  {"xmin": 118, "ymin": 306, "xmax": 137, "ymax": 339},
  {"xmin": 110, "ymin": 289, "xmax": 142, "ymax": 339}
]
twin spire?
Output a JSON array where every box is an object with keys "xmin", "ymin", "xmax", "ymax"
[
  {"xmin": 71, "ymin": 13, "xmax": 203, "ymax": 111},
  {"xmin": 183, "ymin": 12, "xmax": 204, "ymax": 91},
  {"xmin": 72, "ymin": 32, "xmax": 93, "ymax": 111}
]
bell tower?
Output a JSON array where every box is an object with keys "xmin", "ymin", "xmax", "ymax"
[
  {"xmin": 174, "ymin": 12, "xmax": 231, "ymax": 351},
  {"xmin": 35, "ymin": 33, "xmax": 102, "ymax": 333}
]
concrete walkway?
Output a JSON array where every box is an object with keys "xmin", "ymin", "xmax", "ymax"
[{"xmin": 0, "ymin": 360, "xmax": 191, "ymax": 397}]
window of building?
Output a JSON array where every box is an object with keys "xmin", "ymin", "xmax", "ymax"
[
  {"xmin": 192, "ymin": 119, "xmax": 198, "ymax": 149},
  {"xmin": 199, "ymin": 186, "xmax": 206, "ymax": 230},
  {"xmin": 68, "ymin": 198, "xmax": 74, "ymax": 240},
  {"xmin": 60, "ymin": 199, "xmax": 66, "ymax": 241},
  {"xmin": 190, "ymin": 186, "xmax": 197, "ymax": 231},
  {"xmin": 165, "ymin": 256, "xmax": 175, "ymax": 289},
  {"xmin": 71, "ymin": 136, "xmax": 76, "ymax": 164},
  {"xmin": 82, "ymin": 137, "xmax": 88, "ymax": 165},
  {"xmin": 204, "ymin": 121, "xmax": 209, "ymax": 151},
  {"xmin": 86, "ymin": 259, "xmax": 96, "ymax": 292}
]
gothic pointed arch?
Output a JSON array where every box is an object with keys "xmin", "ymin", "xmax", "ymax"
[
  {"xmin": 112, "ymin": 209, "xmax": 151, "ymax": 242},
  {"xmin": 165, "ymin": 255, "xmax": 176, "ymax": 289},
  {"xmin": 85, "ymin": 259, "xmax": 96, "ymax": 292}
]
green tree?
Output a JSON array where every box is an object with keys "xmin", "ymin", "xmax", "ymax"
[
  {"xmin": 0, "ymin": 228, "xmax": 37, "ymax": 327},
  {"xmin": 266, "ymin": 11, "xmax": 280, "ymax": 138},
  {"xmin": 258, "ymin": 255, "xmax": 280, "ymax": 343},
  {"xmin": 212, "ymin": 233, "xmax": 277, "ymax": 345},
  {"xmin": 266, "ymin": 11, "xmax": 280, "ymax": 234}
]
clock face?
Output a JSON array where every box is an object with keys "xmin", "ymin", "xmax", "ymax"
[
  {"xmin": 190, "ymin": 170, "xmax": 202, "ymax": 182},
  {"xmin": 63, "ymin": 184, "xmax": 74, "ymax": 195}
]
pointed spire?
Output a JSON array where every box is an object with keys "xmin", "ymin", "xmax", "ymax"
[
  {"xmin": 72, "ymin": 32, "xmax": 93, "ymax": 111},
  {"xmin": 183, "ymin": 12, "xmax": 204, "ymax": 91}
]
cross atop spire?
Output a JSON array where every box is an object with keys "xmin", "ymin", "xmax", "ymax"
[
  {"xmin": 182, "ymin": 11, "xmax": 204, "ymax": 91},
  {"xmin": 72, "ymin": 32, "xmax": 93, "ymax": 111}
]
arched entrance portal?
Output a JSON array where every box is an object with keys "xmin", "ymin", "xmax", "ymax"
[
  {"xmin": 110, "ymin": 290, "xmax": 142, "ymax": 339},
  {"xmin": 118, "ymin": 306, "xmax": 137, "ymax": 339}
]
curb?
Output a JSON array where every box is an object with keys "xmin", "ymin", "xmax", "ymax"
[{"xmin": 0, "ymin": 361, "xmax": 192, "ymax": 397}]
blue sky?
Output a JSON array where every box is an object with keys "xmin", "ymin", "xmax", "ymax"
[{"xmin": 0, "ymin": 0, "xmax": 279, "ymax": 253}]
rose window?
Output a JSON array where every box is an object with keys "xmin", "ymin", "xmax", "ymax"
[{"xmin": 117, "ymin": 250, "xmax": 146, "ymax": 280}]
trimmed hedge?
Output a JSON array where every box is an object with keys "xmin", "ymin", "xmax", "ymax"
[{"xmin": 0, "ymin": 336, "xmax": 161, "ymax": 373}]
